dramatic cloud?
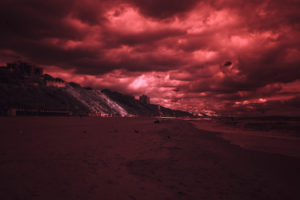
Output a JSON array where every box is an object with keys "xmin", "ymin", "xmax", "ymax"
[{"xmin": 1, "ymin": 0, "xmax": 300, "ymax": 115}]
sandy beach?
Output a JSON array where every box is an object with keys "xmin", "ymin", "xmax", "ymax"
[
  {"xmin": 1, "ymin": 117, "xmax": 300, "ymax": 200},
  {"xmin": 190, "ymin": 118, "xmax": 300, "ymax": 158}
]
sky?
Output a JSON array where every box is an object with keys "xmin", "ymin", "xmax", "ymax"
[{"xmin": 1, "ymin": 0, "xmax": 300, "ymax": 116}]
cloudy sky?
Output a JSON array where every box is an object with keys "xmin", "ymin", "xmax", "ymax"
[{"xmin": 1, "ymin": 0, "xmax": 300, "ymax": 115}]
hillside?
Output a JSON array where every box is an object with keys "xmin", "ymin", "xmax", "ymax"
[
  {"xmin": 0, "ymin": 62, "xmax": 192, "ymax": 117},
  {"xmin": 102, "ymin": 89, "xmax": 193, "ymax": 117}
]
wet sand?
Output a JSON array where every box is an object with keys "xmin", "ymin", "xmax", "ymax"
[
  {"xmin": 190, "ymin": 119, "xmax": 300, "ymax": 158},
  {"xmin": 0, "ymin": 117, "xmax": 300, "ymax": 199}
]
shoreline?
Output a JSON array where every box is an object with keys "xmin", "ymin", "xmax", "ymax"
[{"xmin": 190, "ymin": 119, "xmax": 300, "ymax": 158}]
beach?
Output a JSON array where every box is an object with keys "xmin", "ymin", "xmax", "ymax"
[{"xmin": 0, "ymin": 117, "xmax": 300, "ymax": 199}]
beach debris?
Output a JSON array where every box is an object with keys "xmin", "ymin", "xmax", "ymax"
[
  {"xmin": 134, "ymin": 129, "xmax": 139, "ymax": 133},
  {"xmin": 154, "ymin": 120, "xmax": 160, "ymax": 124},
  {"xmin": 83, "ymin": 130, "xmax": 87, "ymax": 134},
  {"xmin": 167, "ymin": 135, "xmax": 170, "ymax": 139}
]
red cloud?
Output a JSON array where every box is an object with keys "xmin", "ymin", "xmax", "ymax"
[{"xmin": 1, "ymin": 0, "xmax": 300, "ymax": 115}]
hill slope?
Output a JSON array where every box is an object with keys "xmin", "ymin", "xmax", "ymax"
[{"xmin": 0, "ymin": 62, "xmax": 192, "ymax": 117}]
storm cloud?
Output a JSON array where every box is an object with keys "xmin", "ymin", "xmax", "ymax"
[{"xmin": 1, "ymin": 0, "xmax": 300, "ymax": 115}]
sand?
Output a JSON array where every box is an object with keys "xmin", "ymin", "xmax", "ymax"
[
  {"xmin": 190, "ymin": 119, "xmax": 300, "ymax": 158},
  {"xmin": 0, "ymin": 117, "xmax": 300, "ymax": 200}
]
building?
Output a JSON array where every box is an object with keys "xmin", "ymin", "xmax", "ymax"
[
  {"xmin": 43, "ymin": 74, "xmax": 66, "ymax": 87},
  {"xmin": 45, "ymin": 78, "xmax": 66, "ymax": 88},
  {"xmin": 139, "ymin": 95, "xmax": 150, "ymax": 104},
  {"xmin": 7, "ymin": 108, "xmax": 72, "ymax": 116},
  {"xmin": 0, "ymin": 62, "xmax": 44, "ymax": 86},
  {"xmin": 7, "ymin": 61, "xmax": 43, "ymax": 77}
]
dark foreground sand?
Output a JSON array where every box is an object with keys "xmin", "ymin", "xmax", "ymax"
[{"xmin": 0, "ymin": 117, "xmax": 300, "ymax": 200}]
